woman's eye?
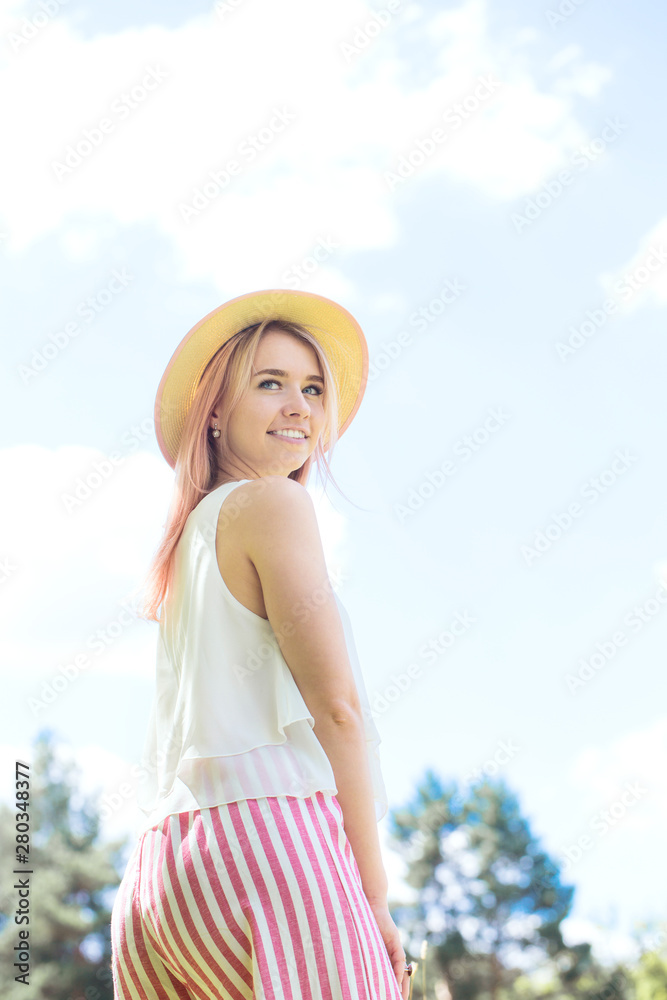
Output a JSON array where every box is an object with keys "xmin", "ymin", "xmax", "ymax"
[{"xmin": 258, "ymin": 379, "xmax": 322, "ymax": 395}]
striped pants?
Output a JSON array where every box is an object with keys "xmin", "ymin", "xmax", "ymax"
[{"xmin": 110, "ymin": 791, "xmax": 403, "ymax": 999}]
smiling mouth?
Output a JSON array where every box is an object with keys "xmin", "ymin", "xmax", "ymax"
[{"xmin": 267, "ymin": 431, "xmax": 308, "ymax": 442}]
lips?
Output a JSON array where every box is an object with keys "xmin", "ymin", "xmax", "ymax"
[{"xmin": 267, "ymin": 431, "xmax": 308, "ymax": 440}]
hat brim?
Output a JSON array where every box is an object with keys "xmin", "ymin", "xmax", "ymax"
[{"xmin": 154, "ymin": 289, "xmax": 369, "ymax": 469}]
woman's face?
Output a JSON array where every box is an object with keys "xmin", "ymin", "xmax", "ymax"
[{"xmin": 212, "ymin": 328, "xmax": 327, "ymax": 480}]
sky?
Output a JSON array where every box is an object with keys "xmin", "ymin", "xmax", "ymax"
[{"xmin": 1, "ymin": 0, "xmax": 666, "ymax": 972}]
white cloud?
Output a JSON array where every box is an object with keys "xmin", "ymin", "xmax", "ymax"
[
  {"xmin": 569, "ymin": 716, "xmax": 667, "ymax": 828},
  {"xmin": 0, "ymin": 444, "xmax": 171, "ymax": 675},
  {"xmin": 548, "ymin": 44, "xmax": 582, "ymax": 71},
  {"xmin": 553, "ymin": 61, "xmax": 612, "ymax": 99},
  {"xmin": 1, "ymin": 0, "xmax": 611, "ymax": 292},
  {"xmin": 599, "ymin": 218, "xmax": 667, "ymax": 313},
  {"xmin": 546, "ymin": 42, "xmax": 612, "ymax": 99},
  {"xmin": 561, "ymin": 915, "xmax": 642, "ymax": 966}
]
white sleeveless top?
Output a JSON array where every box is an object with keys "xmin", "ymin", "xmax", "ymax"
[{"xmin": 136, "ymin": 479, "xmax": 389, "ymax": 833}]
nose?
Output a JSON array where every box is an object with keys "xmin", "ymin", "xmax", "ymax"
[{"xmin": 282, "ymin": 385, "xmax": 311, "ymax": 417}]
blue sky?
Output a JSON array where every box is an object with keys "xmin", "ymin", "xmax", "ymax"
[{"xmin": 1, "ymin": 0, "xmax": 666, "ymax": 970}]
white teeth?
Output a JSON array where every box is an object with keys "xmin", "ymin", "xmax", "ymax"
[{"xmin": 269, "ymin": 430, "xmax": 306, "ymax": 438}]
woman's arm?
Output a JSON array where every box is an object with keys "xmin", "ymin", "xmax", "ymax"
[
  {"xmin": 235, "ymin": 475, "xmax": 389, "ymax": 904},
  {"xmin": 310, "ymin": 713, "xmax": 388, "ymax": 903}
]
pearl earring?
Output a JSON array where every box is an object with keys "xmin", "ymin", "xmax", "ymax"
[{"xmin": 211, "ymin": 422, "xmax": 221, "ymax": 438}]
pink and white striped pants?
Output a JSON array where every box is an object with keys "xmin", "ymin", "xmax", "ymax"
[{"xmin": 110, "ymin": 791, "xmax": 402, "ymax": 999}]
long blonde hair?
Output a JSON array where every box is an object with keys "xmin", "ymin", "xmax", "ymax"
[{"xmin": 136, "ymin": 317, "xmax": 350, "ymax": 622}]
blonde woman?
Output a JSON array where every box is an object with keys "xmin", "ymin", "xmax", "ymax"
[{"xmin": 110, "ymin": 290, "xmax": 413, "ymax": 999}]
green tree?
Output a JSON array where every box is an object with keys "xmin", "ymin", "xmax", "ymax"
[
  {"xmin": 507, "ymin": 958, "xmax": 632, "ymax": 1000},
  {"xmin": 387, "ymin": 769, "xmax": 594, "ymax": 1000},
  {"xmin": 0, "ymin": 730, "xmax": 128, "ymax": 1000},
  {"xmin": 631, "ymin": 947, "xmax": 667, "ymax": 1000}
]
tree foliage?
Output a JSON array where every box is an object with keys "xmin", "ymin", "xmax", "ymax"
[
  {"xmin": 631, "ymin": 947, "xmax": 667, "ymax": 1000},
  {"xmin": 386, "ymin": 769, "xmax": 599, "ymax": 1000},
  {"xmin": 0, "ymin": 730, "xmax": 128, "ymax": 1000}
]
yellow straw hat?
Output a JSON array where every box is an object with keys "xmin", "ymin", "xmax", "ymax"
[{"xmin": 154, "ymin": 288, "xmax": 369, "ymax": 469}]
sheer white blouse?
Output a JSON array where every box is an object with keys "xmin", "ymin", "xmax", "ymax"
[{"xmin": 136, "ymin": 479, "xmax": 388, "ymax": 833}]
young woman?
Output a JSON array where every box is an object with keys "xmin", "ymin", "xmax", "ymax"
[{"xmin": 110, "ymin": 289, "xmax": 413, "ymax": 999}]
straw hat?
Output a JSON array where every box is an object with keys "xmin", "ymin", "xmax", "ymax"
[{"xmin": 154, "ymin": 288, "xmax": 369, "ymax": 469}]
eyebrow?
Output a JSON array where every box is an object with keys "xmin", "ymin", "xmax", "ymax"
[{"xmin": 254, "ymin": 367, "xmax": 324, "ymax": 384}]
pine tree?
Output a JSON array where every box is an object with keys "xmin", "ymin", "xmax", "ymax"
[
  {"xmin": 386, "ymin": 769, "xmax": 594, "ymax": 1000},
  {"xmin": 0, "ymin": 730, "xmax": 128, "ymax": 1000}
]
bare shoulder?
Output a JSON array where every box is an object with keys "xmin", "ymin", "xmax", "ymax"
[
  {"xmin": 232, "ymin": 475, "xmax": 314, "ymax": 519},
  {"xmin": 229, "ymin": 477, "xmax": 359, "ymax": 722},
  {"xmin": 231, "ymin": 476, "xmax": 320, "ymax": 557}
]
